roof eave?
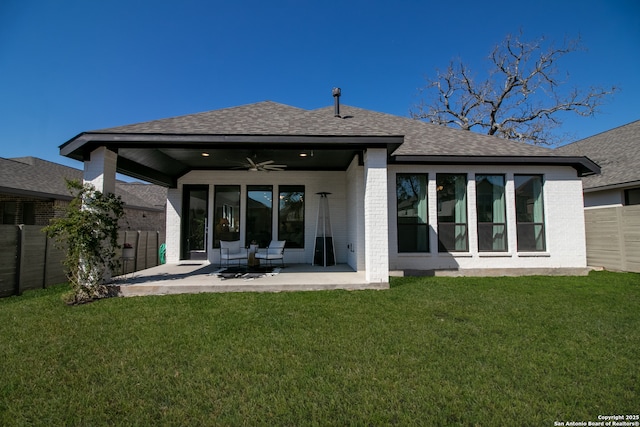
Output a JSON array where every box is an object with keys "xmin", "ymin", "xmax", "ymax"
[
  {"xmin": 391, "ymin": 155, "xmax": 601, "ymax": 177},
  {"xmin": 583, "ymin": 180, "xmax": 640, "ymax": 193},
  {"xmin": 0, "ymin": 186, "xmax": 72, "ymax": 201},
  {"xmin": 60, "ymin": 132, "xmax": 403, "ymax": 159}
]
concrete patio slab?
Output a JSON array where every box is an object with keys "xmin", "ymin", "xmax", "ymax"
[{"xmin": 112, "ymin": 263, "xmax": 387, "ymax": 296}]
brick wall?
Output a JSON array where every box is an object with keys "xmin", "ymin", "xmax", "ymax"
[
  {"xmin": 174, "ymin": 169, "xmax": 349, "ymax": 266},
  {"xmin": 121, "ymin": 207, "xmax": 165, "ymax": 231},
  {"xmin": 1, "ymin": 196, "xmax": 166, "ymax": 237},
  {"xmin": 164, "ymin": 162, "xmax": 588, "ymax": 277},
  {"xmin": 387, "ymin": 164, "xmax": 588, "ymax": 273},
  {"xmin": 364, "ymin": 149, "xmax": 389, "ymax": 283},
  {"xmin": 0, "ymin": 195, "xmax": 60, "ymax": 226}
]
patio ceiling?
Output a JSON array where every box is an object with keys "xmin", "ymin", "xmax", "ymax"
[{"xmin": 60, "ymin": 133, "xmax": 403, "ymax": 187}]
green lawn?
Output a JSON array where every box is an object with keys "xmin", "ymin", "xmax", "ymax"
[{"xmin": 1, "ymin": 271, "xmax": 638, "ymax": 426}]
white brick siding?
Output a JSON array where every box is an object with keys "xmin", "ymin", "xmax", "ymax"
[
  {"xmin": 83, "ymin": 147, "xmax": 117, "ymax": 195},
  {"xmin": 163, "ymin": 161, "xmax": 588, "ymax": 277},
  {"xmin": 387, "ymin": 164, "xmax": 588, "ymax": 271},
  {"xmin": 178, "ymin": 169, "xmax": 348, "ymax": 266},
  {"xmin": 364, "ymin": 149, "xmax": 389, "ymax": 282},
  {"xmin": 165, "ymin": 188, "xmax": 182, "ymax": 264}
]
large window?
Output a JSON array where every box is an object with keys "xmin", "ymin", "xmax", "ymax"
[
  {"xmin": 476, "ymin": 175, "xmax": 507, "ymax": 251},
  {"xmin": 515, "ymin": 175, "xmax": 546, "ymax": 251},
  {"xmin": 213, "ymin": 185, "xmax": 240, "ymax": 248},
  {"xmin": 278, "ymin": 185, "xmax": 305, "ymax": 248},
  {"xmin": 437, "ymin": 174, "xmax": 468, "ymax": 252},
  {"xmin": 396, "ymin": 174, "xmax": 429, "ymax": 252},
  {"xmin": 246, "ymin": 185, "xmax": 273, "ymax": 248}
]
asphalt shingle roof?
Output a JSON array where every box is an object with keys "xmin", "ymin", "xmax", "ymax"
[
  {"xmin": 0, "ymin": 157, "xmax": 166, "ymax": 210},
  {"xmin": 312, "ymin": 105, "xmax": 556, "ymax": 157},
  {"xmin": 96, "ymin": 101, "xmax": 391, "ymax": 137},
  {"xmin": 555, "ymin": 120, "xmax": 640, "ymax": 189},
  {"xmin": 96, "ymin": 100, "xmax": 559, "ymax": 157},
  {"xmin": 60, "ymin": 101, "xmax": 598, "ymax": 182}
]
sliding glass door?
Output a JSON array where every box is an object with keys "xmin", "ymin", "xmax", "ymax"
[{"xmin": 181, "ymin": 185, "xmax": 208, "ymax": 260}]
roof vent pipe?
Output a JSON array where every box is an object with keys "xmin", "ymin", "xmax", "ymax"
[{"xmin": 332, "ymin": 87, "xmax": 341, "ymax": 118}]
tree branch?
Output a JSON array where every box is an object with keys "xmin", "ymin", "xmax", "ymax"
[{"xmin": 411, "ymin": 33, "xmax": 617, "ymax": 145}]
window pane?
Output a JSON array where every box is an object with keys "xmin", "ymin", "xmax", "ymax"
[
  {"xmin": 23, "ymin": 202, "xmax": 36, "ymax": 225},
  {"xmin": 247, "ymin": 185, "xmax": 273, "ymax": 248},
  {"xmin": 214, "ymin": 185, "xmax": 240, "ymax": 248},
  {"xmin": 279, "ymin": 185, "xmax": 304, "ymax": 248},
  {"xmin": 437, "ymin": 174, "xmax": 468, "ymax": 252},
  {"xmin": 625, "ymin": 188, "xmax": 640, "ymax": 205},
  {"xmin": 515, "ymin": 175, "xmax": 545, "ymax": 251},
  {"xmin": 516, "ymin": 224, "xmax": 545, "ymax": 252},
  {"xmin": 1, "ymin": 201, "xmax": 17, "ymax": 225},
  {"xmin": 476, "ymin": 175, "xmax": 507, "ymax": 251},
  {"xmin": 396, "ymin": 174, "xmax": 429, "ymax": 252}
]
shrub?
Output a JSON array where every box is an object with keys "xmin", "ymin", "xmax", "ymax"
[{"xmin": 44, "ymin": 180, "xmax": 125, "ymax": 304}]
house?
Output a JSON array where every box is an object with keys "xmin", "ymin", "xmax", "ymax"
[
  {"xmin": 0, "ymin": 157, "xmax": 169, "ymax": 295},
  {"xmin": 555, "ymin": 120, "xmax": 640, "ymax": 272},
  {"xmin": 0, "ymin": 156, "xmax": 167, "ymax": 232},
  {"xmin": 59, "ymin": 94, "xmax": 599, "ymax": 283},
  {"xmin": 555, "ymin": 120, "xmax": 640, "ymax": 208}
]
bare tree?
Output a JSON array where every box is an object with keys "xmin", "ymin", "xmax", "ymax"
[{"xmin": 411, "ymin": 33, "xmax": 617, "ymax": 145}]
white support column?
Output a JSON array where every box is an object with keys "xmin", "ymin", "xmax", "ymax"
[
  {"xmin": 165, "ymin": 187, "xmax": 182, "ymax": 263},
  {"xmin": 364, "ymin": 148, "xmax": 389, "ymax": 283},
  {"xmin": 83, "ymin": 146, "xmax": 117, "ymax": 195},
  {"xmin": 81, "ymin": 147, "xmax": 118, "ymax": 283}
]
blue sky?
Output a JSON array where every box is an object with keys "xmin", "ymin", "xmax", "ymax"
[{"xmin": 1, "ymin": 0, "xmax": 638, "ymax": 170}]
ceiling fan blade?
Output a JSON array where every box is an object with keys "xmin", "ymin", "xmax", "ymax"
[
  {"xmin": 257, "ymin": 159, "xmax": 275, "ymax": 166},
  {"xmin": 246, "ymin": 157, "xmax": 257, "ymax": 168}
]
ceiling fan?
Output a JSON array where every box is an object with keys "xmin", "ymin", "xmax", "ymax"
[{"xmin": 236, "ymin": 157, "xmax": 287, "ymax": 172}]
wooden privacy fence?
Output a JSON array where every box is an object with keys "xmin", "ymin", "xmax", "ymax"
[
  {"xmin": 584, "ymin": 205, "xmax": 640, "ymax": 273},
  {"xmin": 0, "ymin": 225, "xmax": 163, "ymax": 297}
]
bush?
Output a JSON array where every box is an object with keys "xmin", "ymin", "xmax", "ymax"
[{"xmin": 44, "ymin": 180, "xmax": 125, "ymax": 304}]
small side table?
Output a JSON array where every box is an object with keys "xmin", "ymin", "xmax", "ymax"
[{"xmin": 247, "ymin": 244, "xmax": 260, "ymax": 267}]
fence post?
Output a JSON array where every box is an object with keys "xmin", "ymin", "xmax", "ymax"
[
  {"xmin": 0, "ymin": 225, "xmax": 19, "ymax": 297},
  {"xmin": 617, "ymin": 207, "xmax": 627, "ymax": 271},
  {"xmin": 17, "ymin": 225, "xmax": 24, "ymax": 295},
  {"xmin": 15, "ymin": 225, "xmax": 23, "ymax": 296},
  {"xmin": 134, "ymin": 231, "xmax": 141, "ymax": 271},
  {"xmin": 43, "ymin": 228, "xmax": 49, "ymax": 289}
]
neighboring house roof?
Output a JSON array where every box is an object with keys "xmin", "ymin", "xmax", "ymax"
[
  {"xmin": 60, "ymin": 101, "xmax": 600, "ymax": 187},
  {"xmin": 0, "ymin": 157, "xmax": 166, "ymax": 211},
  {"xmin": 555, "ymin": 120, "xmax": 640, "ymax": 191}
]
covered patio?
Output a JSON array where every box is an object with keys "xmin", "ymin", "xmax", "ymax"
[
  {"xmin": 60, "ymin": 100, "xmax": 399, "ymax": 285},
  {"xmin": 113, "ymin": 262, "xmax": 382, "ymax": 297}
]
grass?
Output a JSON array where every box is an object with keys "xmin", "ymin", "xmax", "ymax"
[{"xmin": 1, "ymin": 271, "xmax": 638, "ymax": 426}]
